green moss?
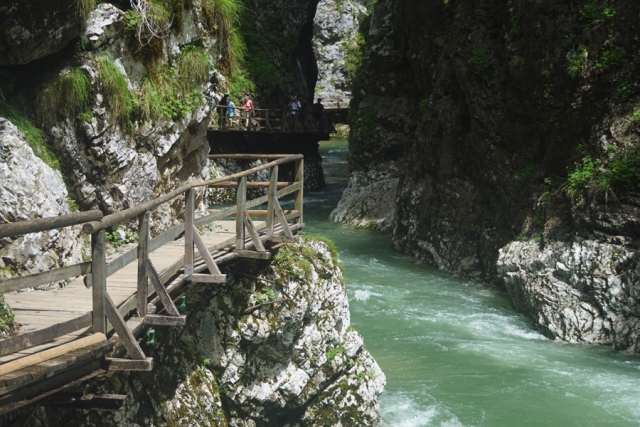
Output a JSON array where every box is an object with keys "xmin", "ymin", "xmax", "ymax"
[
  {"xmin": 0, "ymin": 91, "xmax": 59, "ymax": 170},
  {"xmin": 202, "ymin": 0, "xmax": 245, "ymax": 73},
  {"xmin": 326, "ymin": 343, "xmax": 344, "ymax": 363},
  {"xmin": 36, "ymin": 67, "xmax": 92, "ymax": 122},
  {"xmin": 596, "ymin": 47, "xmax": 626, "ymax": 71},
  {"xmin": 0, "ymin": 295, "xmax": 15, "ymax": 339},
  {"xmin": 304, "ymin": 234, "xmax": 340, "ymax": 264},
  {"xmin": 567, "ymin": 45, "xmax": 588, "ymax": 76},
  {"xmin": 517, "ymin": 164, "xmax": 539, "ymax": 181},
  {"xmin": 96, "ymin": 57, "xmax": 136, "ymax": 133},
  {"xmin": 237, "ymin": 6, "xmax": 293, "ymax": 98},
  {"xmin": 468, "ymin": 50, "xmax": 492, "ymax": 79},
  {"xmin": 344, "ymin": 32, "xmax": 365, "ymax": 83},
  {"xmin": 138, "ymin": 45, "xmax": 209, "ymax": 121},
  {"xmin": 176, "ymin": 45, "xmax": 211, "ymax": 90},
  {"xmin": 597, "ymin": 153, "xmax": 640, "ymax": 190}
]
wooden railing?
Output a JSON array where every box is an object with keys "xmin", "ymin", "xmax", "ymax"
[
  {"xmin": 0, "ymin": 154, "xmax": 304, "ymax": 372},
  {"xmin": 212, "ymin": 106, "xmax": 337, "ymax": 133}
]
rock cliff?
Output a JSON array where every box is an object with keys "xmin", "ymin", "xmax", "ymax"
[
  {"xmin": 20, "ymin": 238, "xmax": 385, "ymax": 426},
  {"xmin": 338, "ymin": 0, "xmax": 640, "ymax": 351},
  {"xmin": 312, "ymin": 0, "xmax": 372, "ymax": 106}
]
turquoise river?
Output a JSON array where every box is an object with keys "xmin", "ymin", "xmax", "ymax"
[{"xmin": 297, "ymin": 139, "xmax": 640, "ymax": 427}]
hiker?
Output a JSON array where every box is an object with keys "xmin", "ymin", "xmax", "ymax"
[
  {"xmin": 227, "ymin": 99, "xmax": 235, "ymax": 128},
  {"xmin": 242, "ymin": 94, "xmax": 254, "ymax": 128},
  {"xmin": 312, "ymin": 98, "xmax": 325, "ymax": 131},
  {"xmin": 288, "ymin": 95, "xmax": 302, "ymax": 131},
  {"xmin": 217, "ymin": 94, "xmax": 229, "ymax": 129}
]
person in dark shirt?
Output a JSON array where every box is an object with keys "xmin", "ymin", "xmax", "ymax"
[
  {"xmin": 218, "ymin": 94, "xmax": 229, "ymax": 129},
  {"xmin": 312, "ymin": 98, "xmax": 325, "ymax": 132}
]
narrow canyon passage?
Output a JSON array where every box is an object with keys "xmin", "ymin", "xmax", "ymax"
[{"xmin": 304, "ymin": 140, "xmax": 640, "ymax": 427}]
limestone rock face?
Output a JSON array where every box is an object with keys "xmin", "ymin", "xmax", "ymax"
[
  {"xmin": 312, "ymin": 0, "xmax": 372, "ymax": 106},
  {"xmin": 0, "ymin": 0, "xmax": 86, "ymax": 65},
  {"xmin": 497, "ymin": 238, "xmax": 640, "ymax": 351},
  {"xmin": 330, "ymin": 164, "xmax": 398, "ymax": 231},
  {"xmin": 337, "ymin": 0, "xmax": 640, "ymax": 350},
  {"xmin": 26, "ymin": 238, "xmax": 385, "ymax": 426},
  {"xmin": 0, "ymin": 119, "xmax": 85, "ymax": 284},
  {"xmin": 38, "ymin": 3, "xmax": 221, "ymax": 234}
]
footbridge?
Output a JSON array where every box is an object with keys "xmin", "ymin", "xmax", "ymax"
[{"xmin": 0, "ymin": 154, "xmax": 304, "ymax": 416}]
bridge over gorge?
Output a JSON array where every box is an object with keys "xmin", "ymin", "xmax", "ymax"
[
  {"xmin": 207, "ymin": 106, "xmax": 349, "ymax": 191},
  {"xmin": 0, "ymin": 154, "xmax": 304, "ymax": 415}
]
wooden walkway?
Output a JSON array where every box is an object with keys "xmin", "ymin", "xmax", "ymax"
[
  {"xmin": 0, "ymin": 154, "xmax": 304, "ymax": 414},
  {"xmin": 1, "ymin": 222, "xmax": 239, "ymax": 364}
]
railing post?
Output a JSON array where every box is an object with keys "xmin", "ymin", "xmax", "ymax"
[
  {"xmin": 294, "ymin": 159, "xmax": 304, "ymax": 224},
  {"xmin": 91, "ymin": 230, "xmax": 107, "ymax": 334},
  {"xmin": 236, "ymin": 177, "xmax": 247, "ymax": 249},
  {"xmin": 184, "ymin": 189, "xmax": 194, "ymax": 279},
  {"xmin": 137, "ymin": 212, "xmax": 149, "ymax": 317},
  {"xmin": 266, "ymin": 165, "xmax": 278, "ymax": 236}
]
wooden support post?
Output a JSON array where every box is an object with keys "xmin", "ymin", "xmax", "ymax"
[
  {"xmin": 91, "ymin": 230, "xmax": 107, "ymax": 334},
  {"xmin": 236, "ymin": 177, "xmax": 246, "ymax": 250},
  {"xmin": 244, "ymin": 210, "xmax": 266, "ymax": 252},
  {"xmin": 184, "ymin": 189, "xmax": 194, "ymax": 279},
  {"xmin": 104, "ymin": 294, "xmax": 146, "ymax": 360},
  {"xmin": 294, "ymin": 158, "xmax": 304, "ymax": 224},
  {"xmin": 143, "ymin": 314, "xmax": 187, "ymax": 326},
  {"xmin": 192, "ymin": 225, "xmax": 226, "ymax": 282},
  {"xmin": 274, "ymin": 198, "xmax": 294, "ymax": 239},
  {"xmin": 266, "ymin": 165, "xmax": 278, "ymax": 236},
  {"xmin": 137, "ymin": 212, "xmax": 149, "ymax": 317},
  {"xmin": 103, "ymin": 358, "xmax": 153, "ymax": 372},
  {"xmin": 146, "ymin": 261, "xmax": 180, "ymax": 317}
]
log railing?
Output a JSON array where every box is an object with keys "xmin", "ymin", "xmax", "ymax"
[
  {"xmin": 213, "ymin": 106, "xmax": 336, "ymax": 133},
  {"xmin": 0, "ymin": 154, "xmax": 304, "ymax": 372}
]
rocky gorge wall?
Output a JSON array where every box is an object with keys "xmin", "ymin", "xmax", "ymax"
[{"xmin": 337, "ymin": 0, "xmax": 640, "ymax": 351}]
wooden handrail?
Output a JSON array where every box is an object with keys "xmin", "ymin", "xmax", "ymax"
[
  {"xmin": 208, "ymin": 154, "xmax": 291, "ymax": 160},
  {"xmin": 0, "ymin": 210, "xmax": 103, "ymax": 239},
  {"xmin": 0, "ymin": 153, "xmax": 304, "ymax": 375},
  {"xmin": 82, "ymin": 154, "xmax": 303, "ymax": 234},
  {"xmin": 0, "ymin": 262, "xmax": 92, "ymax": 294}
]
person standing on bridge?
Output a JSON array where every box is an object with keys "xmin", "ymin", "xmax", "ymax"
[
  {"xmin": 288, "ymin": 95, "xmax": 302, "ymax": 132},
  {"xmin": 242, "ymin": 94, "xmax": 254, "ymax": 129},
  {"xmin": 312, "ymin": 98, "xmax": 325, "ymax": 132},
  {"xmin": 218, "ymin": 94, "xmax": 229, "ymax": 129},
  {"xmin": 227, "ymin": 99, "xmax": 235, "ymax": 128}
]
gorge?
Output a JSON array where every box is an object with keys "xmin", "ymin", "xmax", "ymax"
[{"xmin": 1, "ymin": 0, "xmax": 640, "ymax": 425}]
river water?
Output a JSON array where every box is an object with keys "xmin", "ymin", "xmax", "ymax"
[{"xmin": 300, "ymin": 139, "xmax": 640, "ymax": 427}]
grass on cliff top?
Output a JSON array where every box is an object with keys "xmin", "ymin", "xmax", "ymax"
[
  {"xmin": 202, "ymin": 0, "xmax": 245, "ymax": 73},
  {"xmin": 96, "ymin": 57, "xmax": 136, "ymax": 133},
  {"xmin": 138, "ymin": 45, "xmax": 210, "ymax": 121},
  {"xmin": 0, "ymin": 91, "xmax": 59, "ymax": 170},
  {"xmin": 36, "ymin": 67, "xmax": 92, "ymax": 124}
]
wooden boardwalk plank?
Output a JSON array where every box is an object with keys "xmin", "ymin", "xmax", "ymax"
[{"xmin": 1, "ymin": 220, "xmax": 265, "ymax": 341}]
